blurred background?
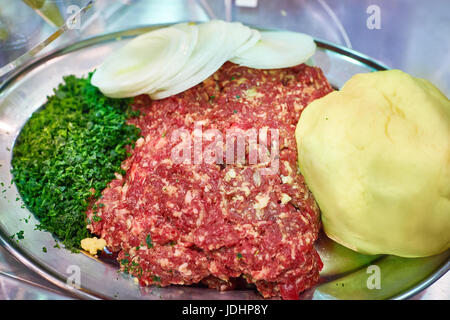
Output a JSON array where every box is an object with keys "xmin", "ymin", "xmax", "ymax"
[
  {"xmin": 0, "ymin": 0, "xmax": 449, "ymax": 299},
  {"xmin": 0, "ymin": 0, "xmax": 449, "ymax": 93}
]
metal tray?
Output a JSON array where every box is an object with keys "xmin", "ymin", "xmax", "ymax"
[{"xmin": 0, "ymin": 25, "xmax": 448, "ymax": 300}]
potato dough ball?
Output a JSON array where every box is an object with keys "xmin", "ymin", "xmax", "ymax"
[{"xmin": 296, "ymin": 70, "xmax": 450, "ymax": 257}]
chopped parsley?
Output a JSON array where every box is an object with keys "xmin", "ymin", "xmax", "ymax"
[
  {"xmin": 146, "ymin": 234, "xmax": 154, "ymax": 248},
  {"xmin": 10, "ymin": 230, "xmax": 25, "ymax": 242},
  {"xmin": 236, "ymin": 253, "xmax": 243, "ymax": 259},
  {"xmin": 11, "ymin": 73, "xmax": 141, "ymax": 250},
  {"xmin": 92, "ymin": 215, "xmax": 102, "ymax": 222},
  {"xmin": 19, "ymin": 214, "xmax": 31, "ymax": 223},
  {"xmin": 16, "ymin": 230, "xmax": 24, "ymax": 240}
]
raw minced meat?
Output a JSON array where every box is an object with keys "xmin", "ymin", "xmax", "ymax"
[{"xmin": 87, "ymin": 62, "xmax": 333, "ymax": 299}]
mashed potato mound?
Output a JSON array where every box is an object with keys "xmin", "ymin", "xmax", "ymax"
[{"xmin": 296, "ymin": 70, "xmax": 450, "ymax": 257}]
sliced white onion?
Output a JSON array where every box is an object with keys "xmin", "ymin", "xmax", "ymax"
[
  {"xmin": 137, "ymin": 23, "xmax": 198, "ymax": 96},
  {"xmin": 149, "ymin": 20, "xmax": 227, "ymax": 99},
  {"xmin": 91, "ymin": 26, "xmax": 195, "ymax": 98},
  {"xmin": 92, "ymin": 21, "xmax": 317, "ymax": 99},
  {"xmin": 230, "ymin": 31, "xmax": 316, "ymax": 69},
  {"xmin": 151, "ymin": 21, "xmax": 252, "ymax": 100},
  {"xmin": 234, "ymin": 28, "xmax": 261, "ymax": 56}
]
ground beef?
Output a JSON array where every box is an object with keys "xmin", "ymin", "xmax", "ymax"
[{"xmin": 87, "ymin": 62, "xmax": 333, "ymax": 299}]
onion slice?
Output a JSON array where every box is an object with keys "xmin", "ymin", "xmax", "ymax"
[
  {"xmin": 139, "ymin": 23, "xmax": 198, "ymax": 96},
  {"xmin": 91, "ymin": 26, "xmax": 195, "ymax": 98},
  {"xmin": 151, "ymin": 21, "xmax": 252, "ymax": 100},
  {"xmin": 234, "ymin": 28, "xmax": 261, "ymax": 56},
  {"xmin": 150, "ymin": 20, "xmax": 227, "ymax": 99},
  {"xmin": 92, "ymin": 21, "xmax": 317, "ymax": 99},
  {"xmin": 230, "ymin": 31, "xmax": 316, "ymax": 69}
]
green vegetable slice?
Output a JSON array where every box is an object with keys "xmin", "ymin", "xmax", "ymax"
[
  {"xmin": 316, "ymin": 234, "xmax": 381, "ymax": 277},
  {"xmin": 314, "ymin": 250, "xmax": 449, "ymax": 300}
]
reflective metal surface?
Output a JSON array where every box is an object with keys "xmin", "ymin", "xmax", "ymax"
[
  {"xmin": 0, "ymin": 245, "xmax": 74, "ymax": 299},
  {"xmin": 0, "ymin": 26, "xmax": 448, "ymax": 300},
  {"xmin": 0, "ymin": 1, "xmax": 94, "ymax": 78}
]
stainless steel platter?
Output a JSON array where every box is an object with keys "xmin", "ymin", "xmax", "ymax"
[{"xmin": 0, "ymin": 25, "xmax": 448, "ymax": 300}]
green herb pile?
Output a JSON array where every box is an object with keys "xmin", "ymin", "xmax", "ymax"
[{"xmin": 11, "ymin": 73, "xmax": 141, "ymax": 250}]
